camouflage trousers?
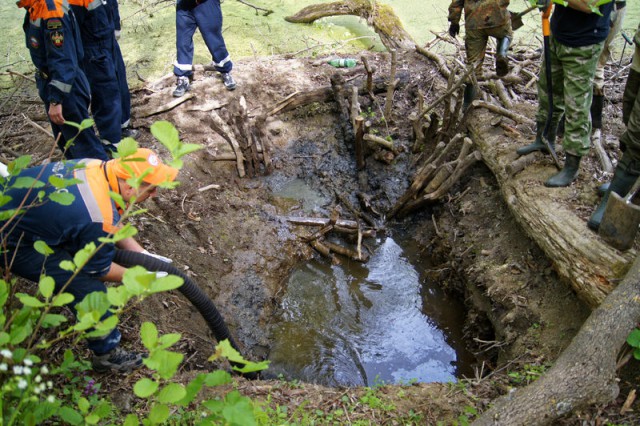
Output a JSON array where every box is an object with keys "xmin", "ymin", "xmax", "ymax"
[
  {"xmin": 593, "ymin": 6, "xmax": 626, "ymax": 94},
  {"xmin": 465, "ymin": 20, "xmax": 512, "ymax": 77},
  {"xmin": 536, "ymin": 36, "xmax": 604, "ymax": 157},
  {"xmin": 620, "ymin": 24, "xmax": 640, "ymax": 174}
]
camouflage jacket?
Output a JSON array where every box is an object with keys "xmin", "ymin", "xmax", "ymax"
[{"xmin": 448, "ymin": 0, "xmax": 510, "ymax": 30}]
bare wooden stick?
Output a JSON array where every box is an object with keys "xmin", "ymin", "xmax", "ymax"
[
  {"xmin": 22, "ymin": 113, "xmax": 53, "ymax": 138},
  {"xmin": 472, "ymin": 100, "xmax": 534, "ymax": 126},
  {"xmin": 415, "ymin": 44, "xmax": 451, "ymax": 79},
  {"xmin": 361, "ymin": 55, "xmax": 375, "ymax": 96},
  {"xmin": 384, "ymin": 49, "xmax": 397, "ymax": 119},
  {"xmin": 137, "ymin": 93, "xmax": 195, "ymax": 118},
  {"xmin": 591, "ymin": 129, "xmax": 614, "ymax": 173},
  {"xmin": 355, "ymin": 116, "xmax": 365, "ymax": 170},
  {"xmin": 419, "ymin": 66, "xmax": 473, "ymax": 119},
  {"xmin": 283, "ymin": 216, "xmax": 360, "ymax": 229},
  {"xmin": 209, "ymin": 110, "xmax": 246, "ymax": 178},
  {"xmin": 350, "ymin": 85, "xmax": 361, "ymax": 130},
  {"xmin": 323, "ymin": 240, "xmax": 370, "ymax": 262},
  {"xmin": 363, "ymin": 133, "xmax": 394, "ymax": 150}
]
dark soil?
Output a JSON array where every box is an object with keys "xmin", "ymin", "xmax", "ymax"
[{"xmin": 2, "ymin": 48, "xmax": 639, "ymax": 424}]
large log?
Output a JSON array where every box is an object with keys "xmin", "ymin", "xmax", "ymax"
[
  {"xmin": 468, "ymin": 110, "xmax": 635, "ymax": 308},
  {"xmin": 285, "ymin": 0, "xmax": 416, "ymax": 52}
]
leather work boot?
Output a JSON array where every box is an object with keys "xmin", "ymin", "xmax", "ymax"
[
  {"xmin": 588, "ymin": 164, "xmax": 638, "ymax": 230},
  {"xmin": 544, "ymin": 154, "xmax": 581, "ymax": 187},
  {"xmin": 516, "ymin": 121, "xmax": 555, "ymax": 156},
  {"xmin": 121, "ymin": 126, "xmax": 139, "ymax": 140},
  {"xmin": 221, "ymin": 72, "xmax": 236, "ymax": 91},
  {"xmin": 173, "ymin": 76, "xmax": 191, "ymax": 98},
  {"xmin": 495, "ymin": 37, "xmax": 511, "ymax": 77},
  {"xmin": 462, "ymin": 83, "xmax": 476, "ymax": 110},
  {"xmin": 591, "ymin": 94, "xmax": 604, "ymax": 130}
]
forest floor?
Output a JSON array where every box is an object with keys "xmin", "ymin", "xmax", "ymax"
[{"xmin": 2, "ymin": 47, "xmax": 639, "ymax": 424}]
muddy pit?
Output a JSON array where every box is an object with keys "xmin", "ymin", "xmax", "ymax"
[{"xmin": 5, "ymin": 50, "xmax": 637, "ymax": 422}]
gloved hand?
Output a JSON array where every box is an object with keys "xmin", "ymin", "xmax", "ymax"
[
  {"xmin": 155, "ymin": 271, "xmax": 169, "ymax": 279},
  {"xmin": 449, "ymin": 23, "xmax": 460, "ymax": 38},
  {"xmin": 114, "ymin": 30, "xmax": 121, "ymax": 40},
  {"xmin": 536, "ymin": 0, "xmax": 551, "ymax": 9},
  {"xmin": 141, "ymin": 249, "xmax": 173, "ymax": 264}
]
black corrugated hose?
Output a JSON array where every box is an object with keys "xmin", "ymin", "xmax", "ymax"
[{"xmin": 113, "ymin": 250, "xmax": 258, "ymax": 379}]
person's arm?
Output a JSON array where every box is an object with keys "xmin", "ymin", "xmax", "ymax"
[
  {"xmin": 116, "ymin": 236, "xmax": 145, "ymax": 252},
  {"xmin": 99, "ymin": 262, "xmax": 127, "ymax": 282}
]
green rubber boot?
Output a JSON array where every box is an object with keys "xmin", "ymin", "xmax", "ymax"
[
  {"xmin": 591, "ymin": 94, "xmax": 604, "ymax": 130},
  {"xmin": 544, "ymin": 154, "xmax": 581, "ymax": 187},
  {"xmin": 495, "ymin": 37, "xmax": 511, "ymax": 77},
  {"xmin": 462, "ymin": 83, "xmax": 477, "ymax": 110},
  {"xmin": 587, "ymin": 165, "xmax": 638, "ymax": 230},
  {"xmin": 516, "ymin": 122, "xmax": 555, "ymax": 156}
]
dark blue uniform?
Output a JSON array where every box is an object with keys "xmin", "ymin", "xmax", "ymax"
[
  {"xmin": 106, "ymin": 0, "xmax": 132, "ymax": 132},
  {"xmin": 174, "ymin": 0, "xmax": 232, "ymax": 77},
  {"xmin": 2, "ymin": 158, "xmax": 122, "ymax": 353},
  {"xmin": 18, "ymin": 0, "xmax": 110, "ymax": 161},
  {"xmin": 70, "ymin": 0, "xmax": 127, "ymax": 147}
]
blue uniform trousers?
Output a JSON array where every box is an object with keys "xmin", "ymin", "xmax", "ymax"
[
  {"xmin": 84, "ymin": 38, "xmax": 122, "ymax": 146},
  {"xmin": 35, "ymin": 71, "xmax": 111, "ymax": 161},
  {"xmin": 113, "ymin": 41, "xmax": 132, "ymax": 129},
  {"xmin": 8, "ymin": 243, "xmax": 121, "ymax": 355},
  {"xmin": 174, "ymin": 0, "xmax": 232, "ymax": 77}
]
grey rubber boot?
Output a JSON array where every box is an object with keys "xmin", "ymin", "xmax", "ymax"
[
  {"xmin": 591, "ymin": 94, "xmax": 604, "ymax": 130},
  {"xmin": 587, "ymin": 165, "xmax": 638, "ymax": 230},
  {"xmin": 516, "ymin": 121, "xmax": 555, "ymax": 156},
  {"xmin": 544, "ymin": 154, "xmax": 581, "ymax": 187},
  {"xmin": 495, "ymin": 37, "xmax": 511, "ymax": 77},
  {"xmin": 462, "ymin": 83, "xmax": 476, "ymax": 110}
]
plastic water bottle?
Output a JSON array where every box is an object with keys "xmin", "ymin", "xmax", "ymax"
[{"xmin": 327, "ymin": 58, "xmax": 357, "ymax": 68}]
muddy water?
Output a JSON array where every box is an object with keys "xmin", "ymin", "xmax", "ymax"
[{"xmin": 267, "ymin": 181, "xmax": 475, "ymax": 386}]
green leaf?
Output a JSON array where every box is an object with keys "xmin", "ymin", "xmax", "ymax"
[
  {"xmin": 0, "ymin": 194, "xmax": 11, "ymax": 208},
  {"xmin": 85, "ymin": 414, "xmax": 100, "ymax": 425},
  {"xmin": 0, "ymin": 280, "xmax": 9, "ymax": 306},
  {"xmin": 59, "ymin": 260, "xmax": 76, "ymax": 272},
  {"xmin": 12, "ymin": 176, "xmax": 45, "ymax": 189},
  {"xmin": 107, "ymin": 286, "xmax": 131, "ymax": 308},
  {"xmin": 73, "ymin": 242, "xmax": 96, "ymax": 269},
  {"xmin": 77, "ymin": 397, "xmax": 90, "ymax": 413},
  {"xmin": 49, "ymin": 191, "xmax": 75, "ymax": 206},
  {"xmin": 123, "ymin": 414, "xmax": 140, "ymax": 426},
  {"xmin": 48, "ymin": 175, "xmax": 82, "ymax": 189},
  {"xmin": 148, "ymin": 403, "xmax": 170, "ymax": 425},
  {"xmin": 16, "ymin": 293, "xmax": 45, "ymax": 307},
  {"xmin": 42, "ymin": 313, "xmax": 68, "ymax": 328},
  {"xmin": 157, "ymin": 333, "xmax": 181, "ymax": 350},
  {"xmin": 52, "ymin": 293, "xmax": 75, "ymax": 307},
  {"xmin": 627, "ymin": 329, "xmax": 640, "ymax": 347},
  {"xmin": 156, "ymin": 383, "xmax": 187, "ymax": 404},
  {"xmin": 8, "ymin": 155, "xmax": 32, "ymax": 174},
  {"xmin": 122, "ymin": 266, "xmax": 154, "ymax": 295},
  {"xmin": 58, "ymin": 406, "xmax": 84, "ymax": 425},
  {"xmin": 221, "ymin": 391, "xmax": 256, "ymax": 426},
  {"xmin": 34, "ymin": 240, "xmax": 54, "ymax": 256},
  {"xmin": 0, "ymin": 332, "xmax": 10, "ymax": 346},
  {"xmin": 140, "ymin": 322, "xmax": 159, "ymax": 349},
  {"xmin": 114, "ymin": 138, "xmax": 139, "ymax": 158},
  {"xmin": 39, "ymin": 276, "xmax": 55, "ymax": 299},
  {"xmin": 176, "ymin": 374, "xmax": 206, "ymax": 406},
  {"xmin": 203, "ymin": 370, "xmax": 232, "ymax": 387},
  {"xmin": 151, "ymin": 121, "xmax": 180, "ymax": 151},
  {"xmin": 145, "ymin": 350, "xmax": 183, "ymax": 380},
  {"xmin": 133, "ymin": 378, "xmax": 159, "ymax": 398},
  {"xmin": 149, "ymin": 276, "xmax": 184, "ymax": 293}
]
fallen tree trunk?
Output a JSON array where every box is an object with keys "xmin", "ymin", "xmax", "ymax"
[
  {"xmin": 285, "ymin": 0, "xmax": 416, "ymax": 51},
  {"xmin": 468, "ymin": 111, "xmax": 635, "ymax": 308},
  {"xmin": 473, "ymin": 254, "xmax": 640, "ymax": 426}
]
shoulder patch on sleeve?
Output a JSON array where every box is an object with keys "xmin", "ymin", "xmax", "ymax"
[
  {"xmin": 50, "ymin": 30, "xmax": 64, "ymax": 48},
  {"xmin": 47, "ymin": 18, "xmax": 62, "ymax": 30}
]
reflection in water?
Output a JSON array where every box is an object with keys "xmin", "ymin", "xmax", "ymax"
[{"xmin": 269, "ymin": 237, "xmax": 474, "ymax": 386}]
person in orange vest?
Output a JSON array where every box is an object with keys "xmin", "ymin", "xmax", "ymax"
[
  {"xmin": 1, "ymin": 148, "xmax": 178, "ymax": 372},
  {"xmin": 17, "ymin": 0, "xmax": 111, "ymax": 160}
]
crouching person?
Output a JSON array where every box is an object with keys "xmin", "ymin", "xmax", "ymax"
[{"xmin": 1, "ymin": 148, "xmax": 178, "ymax": 372}]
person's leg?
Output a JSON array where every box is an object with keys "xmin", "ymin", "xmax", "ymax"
[
  {"xmin": 490, "ymin": 21, "xmax": 513, "ymax": 77},
  {"xmin": 545, "ymin": 41, "xmax": 603, "ymax": 187},
  {"xmin": 8, "ymin": 244, "xmax": 142, "ymax": 372},
  {"xmin": 462, "ymin": 28, "xmax": 488, "ymax": 109},
  {"xmin": 174, "ymin": 7, "xmax": 197, "ymax": 78},
  {"xmin": 83, "ymin": 42, "xmax": 123, "ymax": 146},
  {"xmin": 112, "ymin": 40, "xmax": 135, "ymax": 138},
  {"xmin": 195, "ymin": 0, "xmax": 232, "ymax": 74}
]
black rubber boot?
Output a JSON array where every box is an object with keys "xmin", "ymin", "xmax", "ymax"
[
  {"xmin": 591, "ymin": 94, "xmax": 604, "ymax": 130},
  {"xmin": 587, "ymin": 166, "xmax": 638, "ymax": 230},
  {"xmin": 516, "ymin": 121, "xmax": 555, "ymax": 156},
  {"xmin": 544, "ymin": 154, "xmax": 581, "ymax": 187},
  {"xmin": 495, "ymin": 37, "xmax": 511, "ymax": 77},
  {"xmin": 462, "ymin": 83, "xmax": 476, "ymax": 110}
]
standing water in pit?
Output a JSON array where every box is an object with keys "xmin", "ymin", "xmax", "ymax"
[{"xmin": 268, "ymin": 235, "xmax": 475, "ymax": 386}]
